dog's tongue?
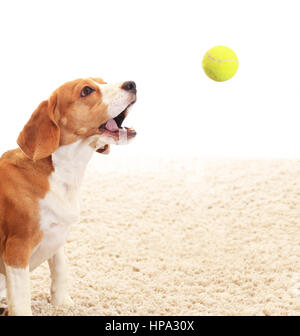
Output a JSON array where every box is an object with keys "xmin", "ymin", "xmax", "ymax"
[{"xmin": 105, "ymin": 119, "xmax": 119, "ymax": 132}]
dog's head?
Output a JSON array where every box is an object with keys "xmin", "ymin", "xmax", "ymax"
[{"xmin": 17, "ymin": 77, "xmax": 137, "ymax": 160}]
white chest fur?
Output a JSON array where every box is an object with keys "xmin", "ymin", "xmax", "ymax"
[{"xmin": 29, "ymin": 138, "xmax": 100, "ymax": 271}]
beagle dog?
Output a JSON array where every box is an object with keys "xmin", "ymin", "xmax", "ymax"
[{"xmin": 0, "ymin": 77, "xmax": 137, "ymax": 316}]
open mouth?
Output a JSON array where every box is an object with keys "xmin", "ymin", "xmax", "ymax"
[{"xmin": 98, "ymin": 101, "xmax": 136, "ymax": 141}]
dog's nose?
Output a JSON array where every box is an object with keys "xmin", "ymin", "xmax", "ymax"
[{"xmin": 121, "ymin": 81, "xmax": 136, "ymax": 93}]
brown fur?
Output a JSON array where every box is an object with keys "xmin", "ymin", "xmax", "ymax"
[
  {"xmin": 0, "ymin": 77, "xmax": 111, "ymax": 268},
  {"xmin": 0, "ymin": 150, "xmax": 53, "ymax": 267},
  {"xmin": 17, "ymin": 94, "xmax": 60, "ymax": 161}
]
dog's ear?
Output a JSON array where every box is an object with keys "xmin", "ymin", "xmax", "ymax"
[{"xmin": 17, "ymin": 93, "xmax": 60, "ymax": 160}]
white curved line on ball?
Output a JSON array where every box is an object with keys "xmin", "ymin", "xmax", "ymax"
[{"xmin": 207, "ymin": 54, "xmax": 238, "ymax": 63}]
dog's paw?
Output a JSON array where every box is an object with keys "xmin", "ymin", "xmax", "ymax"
[
  {"xmin": 61, "ymin": 295, "xmax": 74, "ymax": 307},
  {"xmin": 50, "ymin": 294, "xmax": 74, "ymax": 307}
]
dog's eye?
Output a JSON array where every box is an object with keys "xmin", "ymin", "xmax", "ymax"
[{"xmin": 80, "ymin": 86, "xmax": 95, "ymax": 97}]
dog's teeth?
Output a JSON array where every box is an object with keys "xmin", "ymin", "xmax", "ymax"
[{"xmin": 118, "ymin": 128, "xmax": 128, "ymax": 145}]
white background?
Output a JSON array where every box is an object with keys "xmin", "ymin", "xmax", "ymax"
[{"xmin": 0, "ymin": 0, "xmax": 299, "ymax": 158}]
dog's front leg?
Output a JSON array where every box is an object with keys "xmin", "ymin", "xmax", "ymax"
[
  {"xmin": 4, "ymin": 264, "xmax": 32, "ymax": 316},
  {"xmin": 48, "ymin": 247, "xmax": 74, "ymax": 307}
]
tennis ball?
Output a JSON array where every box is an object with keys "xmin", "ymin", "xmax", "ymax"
[{"xmin": 202, "ymin": 46, "xmax": 238, "ymax": 82}]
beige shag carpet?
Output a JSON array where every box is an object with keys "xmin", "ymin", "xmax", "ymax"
[{"xmin": 1, "ymin": 156, "xmax": 300, "ymax": 315}]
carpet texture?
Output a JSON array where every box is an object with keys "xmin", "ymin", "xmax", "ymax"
[{"xmin": 1, "ymin": 157, "xmax": 300, "ymax": 315}]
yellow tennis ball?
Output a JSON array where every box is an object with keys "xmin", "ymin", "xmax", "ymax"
[{"xmin": 202, "ymin": 46, "xmax": 239, "ymax": 82}]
